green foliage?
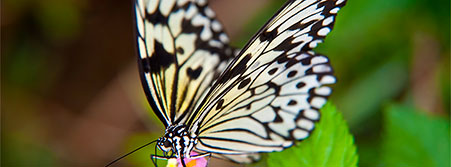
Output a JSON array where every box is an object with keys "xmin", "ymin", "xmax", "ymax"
[
  {"xmin": 336, "ymin": 59, "xmax": 408, "ymax": 129},
  {"xmin": 36, "ymin": 0, "xmax": 81, "ymax": 41},
  {"xmin": 125, "ymin": 133, "xmax": 166, "ymax": 167},
  {"xmin": 267, "ymin": 103, "xmax": 358, "ymax": 167},
  {"xmin": 2, "ymin": 135, "xmax": 56, "ymax": 167},
  {"xmin": 381, "ymin": 105, "xmax": 450, "ymax": 167},
  {"xmin": 232, "ymin": 0, "xmax": 285, "ymax": 47}
]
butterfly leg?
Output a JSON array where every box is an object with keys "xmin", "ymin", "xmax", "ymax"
[
  {"xmin": 150, "ymin": 155, "xmax": 157, "ymax": 167},
  {"xmin": 190, "ymin": 152, "xmax": 211, "ymax": 159},
  {"xmin": 150, "ymin": 154, "xmax": 177, "ymax": 167},
  {"xmin": 180, "ymin": 155, "xmax": 187, "ymax": 167},
  {"xmin": 149, "ymin": 153, "xmax": 211, "ymax": 166},
  {"xmin": 152, "ymin": 152, "xmax": 210, "ymax": 159},
  {"xmin": 206, "ymin": 153, "xmax": 212, "ymax": 166},
  {"xmin": 150, "ymin": 154, "xmax": 175, "ymax": 160}
]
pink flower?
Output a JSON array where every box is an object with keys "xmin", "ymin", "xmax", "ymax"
[{"xmin": 166, "ymin": 152, "xmax": 207, "ymax": 167}]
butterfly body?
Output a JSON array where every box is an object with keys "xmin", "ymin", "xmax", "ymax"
[
  {"xmin": 157, "ymin": 124, "xmax": 197, "ymax": 159},
  {"xmin": 135, "ymin": 0, "xmax": 346, "ymax": 164}
]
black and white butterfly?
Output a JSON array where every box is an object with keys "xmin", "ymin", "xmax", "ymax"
[{"xmin": 135, "ymin": 0, "xmax": 345, "ymax": 165}]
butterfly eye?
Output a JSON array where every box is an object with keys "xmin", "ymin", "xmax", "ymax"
[{"xmin": 163, "ymin": 140, "xmax": 171, "ymax": 148}]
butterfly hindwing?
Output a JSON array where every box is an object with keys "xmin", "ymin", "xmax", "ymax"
[
  {"xmin": 213, "ymin": 153, "xmax": 260, "ymax": 164},
  {"xmin": 194, "ymin": 52, "xmax": 335, "ymax": 155},
  {"xmin": 185, "ymin": 0, "xmax": 345, "ymax": 159},
  {"xmin": 135, "ymin": 0, "xmax": 235, "ymax": 126}
]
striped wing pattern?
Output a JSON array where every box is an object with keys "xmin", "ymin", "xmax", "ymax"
[
  {"xmin": 136, "ymin": 0, "xmax": 346, "ymax": 164},
  {"xmin": 186, "ymin": 0, "xmax": 345, "ymax": 162},
  {"xmin": 135, "ymin": 0, "xmax": 235, "ymax": 126}
]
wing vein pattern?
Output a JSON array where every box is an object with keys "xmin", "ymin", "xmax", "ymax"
[
  {"xmin": 187, "ymin": 0, "xmax": 345, "ymax": 160},
  {"xmin": 136, "ymin": 0, "xmax": 236, "ymax": 126}
]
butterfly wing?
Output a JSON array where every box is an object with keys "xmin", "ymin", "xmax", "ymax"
[
  {"xmin": 185, "ymin": 0, "xmax": 345, "ymax": 160},
  {"xmin": 135, "ymin": 0, "xmax": 236, "ymax": 126},
  {"xmin": 212, "ymin": 153, "xmax": 260, "ymax": 164}
]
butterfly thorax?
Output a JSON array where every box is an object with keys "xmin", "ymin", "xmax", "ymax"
[{"xmin": 157, "ymin": 124, "xmax": 198, "ymax": 158}]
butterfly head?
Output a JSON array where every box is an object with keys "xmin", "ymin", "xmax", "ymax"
[
  {"xmin": 157, "ymin": 124, "xmax": 197, "ymax": 158},
  {"xmin": 156, "ymin": 137, "xmax": 172, "ymax": 153}
]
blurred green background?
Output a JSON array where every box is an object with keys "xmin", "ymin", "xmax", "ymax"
[{"xmin": 2, "ymin": 0, "xmax": 449, "ymax": 167}]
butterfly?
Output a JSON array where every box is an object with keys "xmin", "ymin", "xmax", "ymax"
[{"xmin": 134, "ymin": 0, "xmax": 345, "ymax": 165}]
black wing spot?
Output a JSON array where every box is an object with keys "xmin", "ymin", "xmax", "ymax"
[
  {"xmin": 238, "ymin": 78, "xmax": 251, "ymax": 89},
  {"xmin": 273, "ymin": 109, "xmax": 283, "ymax": 123},
  {"xmin": 233, "ymin": 54, "xmax": 252, "ymax": 74},
  {"xmin": 288, "ymin": 100, "xmax": 297, "ymax": 106},
  {"xmin": 187, "ymin": 67, "xmax": 203, "ymax": 79},
  {"xmin": 141, "ymin": 57, "xmax": 151, "ymax": 73},
  {"xmin": 287, "ymin": 71, "xmax": 297, "ymax": 78},
  {"xmin": 300, "ymin": 56, "xmax": 312, "ymax": 65},
  {"xmin": 259, "ymin": 29, "xmax": 277, "ymax": 41},
  {"xmin": 295, "ymin": 20, "xmax": 316, "ymax": 32},
  {"xmin": 268, "ymin": 68, "xmax": 278, "ymax": 75},
  {"xmin": 177, "ymin": 47, "xmax": 184, "ymax": 54},
  {"xmin": 217, "ymin": 54, "xmax": 251, "ymax": 84},
  {"xmin": 146, "ymin": 10, "xmax": 167, "ymax": 25},
  {"xmin": 146, "ymin": 42, "xmax": 175, "ymax": 73},
  {"xmin": 305, "ymin": 68, "xmax": 314, "ymax": 75},
  {"xmin": 216, "ymin": 99, "xmax": 225, "ymax": 110},
  {"xmin": 274, "ymin": 37, "xmax": 297, "ymax": 51},
  {"xmin": 296, "ymin": 82, "xmax": 306, "ymax": 88},
  {"xmin": 181, "ymin": 15, "xmax": 203, "ymax": 34},
  {"xmin": 285, "ymin": 59, "xmax": 297, "ymax": 68},
  {"xmin": 277, "ymin": 55, "xmax": 289, "ymax": 64},
  {"xmin": 306, "ymin": 89, "xmax": 316, "ymax": 104}
]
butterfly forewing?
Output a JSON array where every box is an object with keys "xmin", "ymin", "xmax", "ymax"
[
  {"xmin": 183, "ymin": 0, "xmax": 345, "ymax": 160},
  {"xmin": 136, "ymin": 0, "xmax": 236, "ymax": 126}
]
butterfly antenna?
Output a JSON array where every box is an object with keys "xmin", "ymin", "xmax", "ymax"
[{"xmin": 105, "ymin": 140, "xmax": 157, "ymax": 167}]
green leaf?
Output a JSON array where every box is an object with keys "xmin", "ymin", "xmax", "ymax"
[
  {"xmin": 267, "ymin": 102, "xmax": 358, "ymax": 167},
  {"xmin": 382, "ymin": 105, "xmax": 450, "ymax": 167}
]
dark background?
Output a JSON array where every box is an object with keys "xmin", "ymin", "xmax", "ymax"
[{"xmin": 2, "ymin": 0, "xmax": 449, "ymax": 166}]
